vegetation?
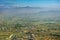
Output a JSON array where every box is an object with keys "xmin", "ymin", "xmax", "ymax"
[{"xmin": 0, "ymin": 16, "xmax": 60, "ymax": 40}]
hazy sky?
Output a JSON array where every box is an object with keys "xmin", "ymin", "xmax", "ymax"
[{"xmin": 0, "ymin": 0, "xmax": 60, "ymax": 7}]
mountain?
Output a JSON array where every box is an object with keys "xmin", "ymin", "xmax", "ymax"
[{"xmin": 0, "ymin": 6, "xmax": 42, "ymax": 9}]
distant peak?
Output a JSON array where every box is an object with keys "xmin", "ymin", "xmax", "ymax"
[{"xmin": 25, "ymin": 6, "xmax": 31, "ymax": 8}]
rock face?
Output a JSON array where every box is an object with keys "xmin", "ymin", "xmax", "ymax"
[
  {"xmin": 27, "ymin": 32, "xmax": 34, "ymax": 40},
  {"xmin": 9, "ymin": 34, "xmax": 17, "ymax": 40}
]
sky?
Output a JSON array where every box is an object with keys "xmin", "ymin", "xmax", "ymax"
[{"xmin": 0, "ymin": 0, "xmax": 60, "ymax": 7}]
